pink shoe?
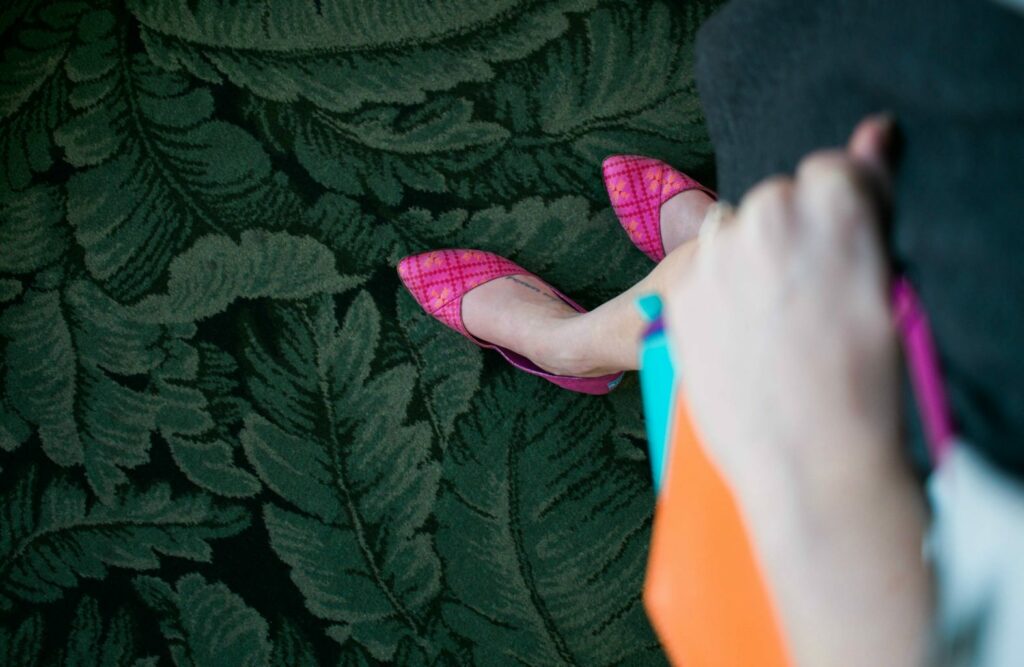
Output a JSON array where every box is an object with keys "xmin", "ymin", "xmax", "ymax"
[
  {"xmin": 397, "ymin": 249, "xmax": 624, "ymax": 395},
  {"xmin": 602, "ymin": 155, "xmax": 716, "ymax": 262}
]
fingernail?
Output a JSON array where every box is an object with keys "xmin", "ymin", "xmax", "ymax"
[
  {"xmin": 850, "ymin": 113, "xmax": 895, "ymax": 170},
  {"xmin": 871, "ymin": 112, "xmax": 896, "ymax": 151}
]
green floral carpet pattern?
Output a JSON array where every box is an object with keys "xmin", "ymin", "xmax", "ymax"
[{"xmin": 0, "ymin": 1, "xmax": 720, "ymax": 664}]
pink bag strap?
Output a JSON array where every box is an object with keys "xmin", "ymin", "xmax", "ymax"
[{"xmin": 893, "ymin": 278, "xmax": 955, "ymax": 466}]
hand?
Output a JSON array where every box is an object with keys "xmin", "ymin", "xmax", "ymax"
[
  {"xmin": 665, "ymin": 116, "xmax": 930, "ymax": 666},
  {"xmin": 670, "ymin": 116, "xmax": 896, "ymax": 495}
]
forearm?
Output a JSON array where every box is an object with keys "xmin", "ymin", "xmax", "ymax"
[
  {"xmin": 732, "ymin": 442, "xmax": 932, "ymax": 667},
  {"xmin": 665, "ymin": 115, "xmax": 933, "ymax": 665}
]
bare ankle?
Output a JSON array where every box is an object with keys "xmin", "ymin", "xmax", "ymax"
[
  {"xmin": 529, "ymin": 314, "xmax": 620, "ymax": 378},
  {"xmin": 661, "ymin": 189, "xmax": 715, "ymax": 254},
  {"xmin": 517, "ymin": 313, "xmax": 583, "ymax": 376}
]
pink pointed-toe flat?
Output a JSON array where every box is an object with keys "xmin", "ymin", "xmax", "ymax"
[
  {"xmin": 397, "ymin": 249, "xmax": 624, "ymax": 395},
  {"xmin": 602, "ymin": 155, "xmax": 717, "ymax": 262}
]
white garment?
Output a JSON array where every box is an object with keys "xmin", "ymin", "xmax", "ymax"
[{"xmin": 928, "ymin": 443, "xmax": 1024, "ymax": 666}]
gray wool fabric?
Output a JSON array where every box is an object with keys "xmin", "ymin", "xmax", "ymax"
[{"xmin": 694, "ymin": 0, "xmax": 1024, "ymax": 479}]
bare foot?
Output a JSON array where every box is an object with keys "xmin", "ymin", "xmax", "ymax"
[
  {"xmin": 660, "ymin": 189, "xmax": 715, "ymax": 255},
  {"xmin": 461, "ymin": 274, "xmax": 605, "ymax": 377}
]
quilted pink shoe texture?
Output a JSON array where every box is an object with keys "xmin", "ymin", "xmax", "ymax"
[
  {"xmin": 397, "ymin": 249, "xmax": 624, "ymax": 395},
  {"xmin": 602, "ymin": 155, "xmax": 716, "ymax": 262}
]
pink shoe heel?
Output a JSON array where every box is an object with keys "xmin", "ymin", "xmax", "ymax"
[
  {"xmin": 602, "ymin": 155, "xmax": 716, "ymax": 262},
  {"xmin": 397, "ymin": 249, "xmax": 624, "ymax": 395}
]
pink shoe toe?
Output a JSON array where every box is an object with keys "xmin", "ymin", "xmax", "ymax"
[
  {"xmin": 602, "ymin": 155, "xmax": 716, "ymax": 262},
  {"xmin": 397, "ymin": 249, "xmax": 624, "ymax": 395}
]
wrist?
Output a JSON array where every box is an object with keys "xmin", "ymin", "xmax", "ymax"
[
  {"xmin": 722, "ymin": 425, "xmax": 906, "ymax": 517},
  {"xmin": 724, "ymin": 436, "xmax": 930, "ymax": 667}
]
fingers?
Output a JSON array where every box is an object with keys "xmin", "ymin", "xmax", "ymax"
[
  {"xmin": 847, "ymin": 113, "xmax": 895, "ymax": 205},
  {"xmin": 722, "ymin": 114, "xmax": 895, "ymax": 249},
  {"xmin": 790, "ymin": 116, "xmax": 895, "ymax": 300},
  {"xmin": 699, "ymin": 201, "xmax": 735, "ymax": 242},
  {"xmin": 693, "ymin": 114, "xmax": 895, "ymax": 290},
  {"xmin": 795, "ymin": 113, "xmax": 896, "ymax": 240},
  {"xmin": 736, "ymin": 176, "xmax": 797, "ymax": 252},
  {"xmin": 795, "ymin": 151, "xmax": 879, "ymax": 241},
  {"xmin": 793, "ymin": 113, "xmax": 896, "ymax": 233},
  {"xmin": 793, "ymin": 150, "xmax": 889, "ymax": 300},
  {"xmin": 847, "ymin": 113, "xmax": 894, "ymax": 174}
]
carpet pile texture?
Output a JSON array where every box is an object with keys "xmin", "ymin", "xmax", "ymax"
[{"xmin": 0, "ymin": 1, "xmax": 720, "ymax": 663}]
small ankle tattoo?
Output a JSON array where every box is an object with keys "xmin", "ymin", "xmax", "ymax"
[{"xmin": 504, "ymin": 276, "xmax": 562, "ymax": 304}]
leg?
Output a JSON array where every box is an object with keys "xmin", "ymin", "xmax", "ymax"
[
  {"xmin": 557, "ymin": 240, "xmax": 699, "ymax": 375},
  {"xmin": 462, "ymin": 191, "xmax": 712, "ymax": 377},
  {"xmin": 661, "ymin": 188, "xmax": 717, "ymax": 255}
]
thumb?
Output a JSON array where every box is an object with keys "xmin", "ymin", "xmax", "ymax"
[{"xmin": 847, "ymin": 113, "xmax": 896, "ymax": 206}]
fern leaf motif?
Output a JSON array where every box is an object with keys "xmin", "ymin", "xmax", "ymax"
[
  {"xmin": 130, "ymin": 0, "xmax": 598, "ymax": 114},
  {"xmin": 437, "ymin": 374, "xmax": 664, "ymax": 666},
  {"xmin": 133, "ymin": 573, "xmax": 270, "ymax": 667},
  {"xmin": 0, "ymin": 467, "xmax": 248, "ymax": 612},
  {"xmin": 240, "ymin": 292, "xmax": 442, "ymax": 661},
  {"xmin": 56, "ymin": 9, "xmax": 302, "ymax": 300}
]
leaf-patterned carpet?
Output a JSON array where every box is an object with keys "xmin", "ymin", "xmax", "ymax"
[{"xmin": 0, "ymin": 1, "xmax": 721, "ymax": 664}]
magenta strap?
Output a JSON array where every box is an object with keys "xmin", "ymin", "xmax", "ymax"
[{"xmin": 893, "ymin": 278, "xmax": 955, "ymax": 466}]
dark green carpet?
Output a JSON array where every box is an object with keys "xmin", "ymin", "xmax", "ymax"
[{"xmin": 0, "ymin": 1, "xmax": 720, "ymax": 664}]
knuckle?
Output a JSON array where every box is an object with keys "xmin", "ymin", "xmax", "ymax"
[
  {"xmin": 797, "ymin": 151, "xmax": 856, "ymax": 186},
  {"xmin": 796, "ymin": 152, "xmax": 877, "ymax": 233},
  {"xmin": 738, "ymin": 176, "xmax": 796, "ymax": 250},
  {"xmin": 740, "ymin": 175, "xmax": 793, "ymax": 214}
]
